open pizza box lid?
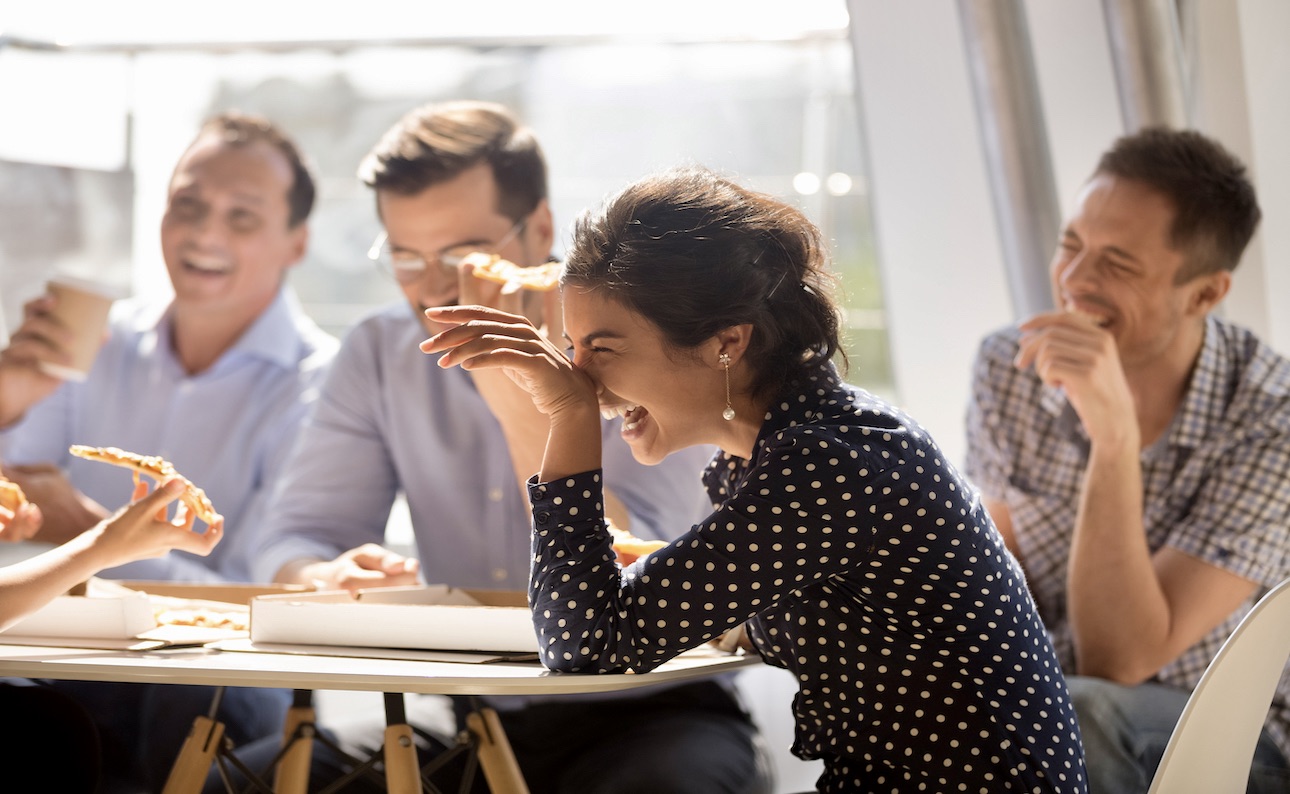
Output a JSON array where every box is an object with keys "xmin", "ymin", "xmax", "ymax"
[{"xmin": 249, "ymin": 584, "xmax": 537, "ymax": 654}]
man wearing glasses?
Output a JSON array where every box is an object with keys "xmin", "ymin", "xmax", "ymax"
[{"xmin": 240, "ymin": 101, "xmax": 772, "ymax": 794}]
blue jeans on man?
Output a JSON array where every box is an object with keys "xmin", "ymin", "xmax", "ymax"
[{"xmin": 1069, "ymin": 675, "xmax": 1290, "ymax": 793}]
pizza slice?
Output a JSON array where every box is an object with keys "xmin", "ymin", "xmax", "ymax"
[
  {"xmin": 468, "ymin": 254, "xmax": 563, "ymax": 292},
  {"xmin": 68, "ymin": 445, "xmax": 220, "ymax": 524},
  {"xmin": 608, "ymin": 524, "xmax": 668, "ymax": 562}
]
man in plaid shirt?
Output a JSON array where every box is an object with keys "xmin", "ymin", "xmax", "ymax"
[{"xmin": 966, "ymin": 127, "xmax": 1290, "ymax": 793}]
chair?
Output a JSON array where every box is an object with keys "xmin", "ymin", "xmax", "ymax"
[{"xmin": 1147, "ymin": 577, "xmax": 1290, "ymax": 793}]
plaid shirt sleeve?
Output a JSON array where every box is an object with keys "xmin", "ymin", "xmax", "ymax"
[
  {"xmin": 964, "ymin": 330, "xmax": 1018, "ymax": 502},
  {"xmin": 1165, "ymin": 425, "xmax": 1290, "ymax": 588}
]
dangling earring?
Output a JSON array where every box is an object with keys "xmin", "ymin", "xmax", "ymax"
[{"xmin": 720, "ymin": 352, "xmax": 736, "ymax": 421}]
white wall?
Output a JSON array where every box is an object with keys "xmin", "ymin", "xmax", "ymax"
[
  {"xmin": 846, "ymin": 0, "xmax": 1013, "ymax": 469},
  {"xmin": 1233, "ymin": 0, "xmax": 1290, "ymax": 353}
]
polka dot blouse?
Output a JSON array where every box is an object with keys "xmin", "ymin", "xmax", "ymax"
[{"xmin": 528, "ymin": 362, "xmax": 1087, "ymax": 793}]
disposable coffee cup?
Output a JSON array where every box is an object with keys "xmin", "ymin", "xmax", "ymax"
[{"xmin": 38, "ymin": 275, "xmax": 123, "ymax": 382}]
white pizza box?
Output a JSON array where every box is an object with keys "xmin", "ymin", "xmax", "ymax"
[
  {"xmin": 0, "ymin": 580, "xmax": 308, "ymax": 642},
  {"xmin": 3, "ymin": 586, "xmax": 155, "ymax": 639},
  {"xmin": 249, "ymin": 584, "xmax": 537, "ymax": 653}
]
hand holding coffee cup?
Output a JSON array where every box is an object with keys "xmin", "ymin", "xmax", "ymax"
[
  {"xmin": 36, "ymin": 275, "xmax": 122, "ymax": 382},
  {"xmin": 0, "ymin": 275, "xmax": 124, "ymax": 427}
]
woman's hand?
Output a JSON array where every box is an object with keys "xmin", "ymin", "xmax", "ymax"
[
  {"xmin": 421, "ymin": 304, "xmax": 605, "ymax": 482},
  {"xmin": 88, "ymin": 477, "xmax": 223, "ymax": 568},
  {"xmin": 421, "ymin": 305, "xmax": 598, "ymax": 418},
  {"xmin": 0, "ymin": 500, "xmax": 42, "ymax": 543}
]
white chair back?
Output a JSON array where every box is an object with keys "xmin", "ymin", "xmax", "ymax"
[{"xmin": 1147, "ymin": 577, "xmax": 1290, "ymax": 793}]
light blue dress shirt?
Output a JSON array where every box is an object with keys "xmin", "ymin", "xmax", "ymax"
[
  {"xmin": 252, "ymin": 301, "xmax": 715, "ymax": 591},
  {"xmin": 0, "ymin": 287, "xmax": 338, "ymax": 582}
]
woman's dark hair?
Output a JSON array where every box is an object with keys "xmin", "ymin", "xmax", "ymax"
[{"xmin": 564, "ymin": 166, "xmax": 844, "ymax": 400}]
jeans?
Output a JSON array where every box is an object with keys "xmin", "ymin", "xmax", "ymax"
[
  {"xmin": 206, "ymin": 681, "xmax": 775, "ymax": 794},
  {"xmin": 46, "ymin": 679, "xmax": 291, "ymax": 793},
  {"xmin": 1069, "ymin": 675, "xmax": 1290, "ymax": 794}
]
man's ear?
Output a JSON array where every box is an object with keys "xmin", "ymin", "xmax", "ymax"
[
  {"xmin": 285, "ymin": 223, "xmax": 309, "ymax": 269},
  {"xmin": 527, "ymin": 199, "xmax": 555, "ymax": 261},
  {"xmin": 1189, "ymin": 270, "xmax": 1231, "ymax": 316}
]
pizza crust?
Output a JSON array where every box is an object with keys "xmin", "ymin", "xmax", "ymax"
[
  {"xmin": 468, "ymin": 254, "xmax": 563, "ymax": 292},
  {"xmin": 608, "ymin": 525, "xmax": 669, "ymax": 559},
  {"xmin": 68, "ymin": 445, "xmax": 220, "ymax": 524}
]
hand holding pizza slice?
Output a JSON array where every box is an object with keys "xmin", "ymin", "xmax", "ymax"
[{"xmin": 68, "ymin": 445, "xmax": 221, "ymax": 525}]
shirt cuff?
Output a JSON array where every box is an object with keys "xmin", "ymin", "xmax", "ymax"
[
  {"xmin": 528, "ymin": 469, "xmax": 604, "ymax": 526},
  {"xmin": 528, "ymin": 469, "xmax": 609, "ymax": 559}
]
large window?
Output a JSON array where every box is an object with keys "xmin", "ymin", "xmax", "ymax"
[{"xmin": 0, "ymin": 28, "xmax": 892, "ymax": 395}]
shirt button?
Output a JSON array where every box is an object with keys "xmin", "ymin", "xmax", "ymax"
[
  {"xmin": 492, "ymin": 568, "xmax": 508, "ymax": 582},
  {"xmin": 536, "ymin": 511, "xmax": 551, "ymax": 524},
  {"xmin": 488, "ymin": 487, "xmax": 504, "ymax": 502}
]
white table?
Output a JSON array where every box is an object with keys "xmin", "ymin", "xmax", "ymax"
[{"xmin": 0, "ymin": 641, "xmax": 759, "ymax": 793}]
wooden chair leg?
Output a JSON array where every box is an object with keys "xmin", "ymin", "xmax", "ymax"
[
  {"xmin": 382, "ymin": 723, "xmax": 420, "ymax": 794},
  {"xmin": 466, "ymin": 707, "xmax": 530, "ymax": 794},
  {"xmin": 274, "ymin": 690, "xmax": 315, "ymax": 794},
  {"xmin": 380, "ymin": 692, "xmax": 421, "ymax": 794},
  {"xmin": 162, "ymin": 715, "xmax": 225, "ymax": 794}
]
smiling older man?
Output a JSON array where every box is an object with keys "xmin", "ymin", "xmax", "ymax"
[{"xmin": 0, "ymin": 111, "xmax": 338, "ymax": 791}]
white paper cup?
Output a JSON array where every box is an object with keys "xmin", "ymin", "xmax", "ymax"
[{"xmin": 37, "ymin": 276, "xmax": 123, "ymax": 382}]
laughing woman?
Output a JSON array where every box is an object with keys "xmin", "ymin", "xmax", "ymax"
[{"xmin": 422, "ymin": 167, "xmax": 1087, "ymax": 794}]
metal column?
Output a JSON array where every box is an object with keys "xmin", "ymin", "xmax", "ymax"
[
  {"xmin": 1101, "ymin": 0, "xmax": 1191, "ymax": 131},
  {"xmin": 957, "ymin": 0, "xmax": 1060, "ymax": 318}
]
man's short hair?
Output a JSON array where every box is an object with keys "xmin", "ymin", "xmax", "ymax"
[
  {"xmin": 192, "ymin": 111, "xmax": 316, "ymax": 228},
  {"xmin": 1095, "ymin": 126, "xmax": 1261, "ymax": 281},
  {"xmin": 358, "ymin": 100, "xmax": 547, "ymax": 223}
]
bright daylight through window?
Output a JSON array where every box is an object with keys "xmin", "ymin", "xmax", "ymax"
[{"xmin": 0, "ymin": 5, "xmax": 894, "ymax": 398}]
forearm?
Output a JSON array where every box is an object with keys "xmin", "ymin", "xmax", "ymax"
[
  {"xmin": 540, "ymin": 406, "xmax": 604, "ymax": 483},
  {"xmin": 1067, "ymin": 439, "xmax": 1169, "ymax": 681},
  {"xmin": 498, "ymin": 421, "xmax": 551, "ymax": 498},
  {"xmin": 0, "ymin": 529, "xmax": 111, "ymax": 629},
  {"xmin": 470, "ymin": 369, "xmax": 553, "ymax": 495}
]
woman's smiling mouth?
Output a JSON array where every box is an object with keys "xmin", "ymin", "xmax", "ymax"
[{"xmin": 601, "ymin": 403, "xmax": 647, "ymax": 433}]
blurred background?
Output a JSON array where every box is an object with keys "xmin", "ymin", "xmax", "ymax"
[
  {"xmin": 0, "ymin": 1, "xmax": 891, "ymax": 403},
  {"xmin": 2, "ymin": 2, "xmax": 1287, "ymax": 790}
]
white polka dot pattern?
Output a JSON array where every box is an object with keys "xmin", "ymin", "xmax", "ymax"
[{"xmin": 528, "ymin": 363, "xmax": 1087, "ymax": 793}]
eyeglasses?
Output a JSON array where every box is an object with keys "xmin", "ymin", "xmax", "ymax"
[{"xmin": 367, "ymin": 218, "xmax": 527, "ymax": 285}]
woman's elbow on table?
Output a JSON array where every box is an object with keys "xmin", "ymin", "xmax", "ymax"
[{"xmin": 535, "ymin": 628, "xmax": 664, "ymax": 675}]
